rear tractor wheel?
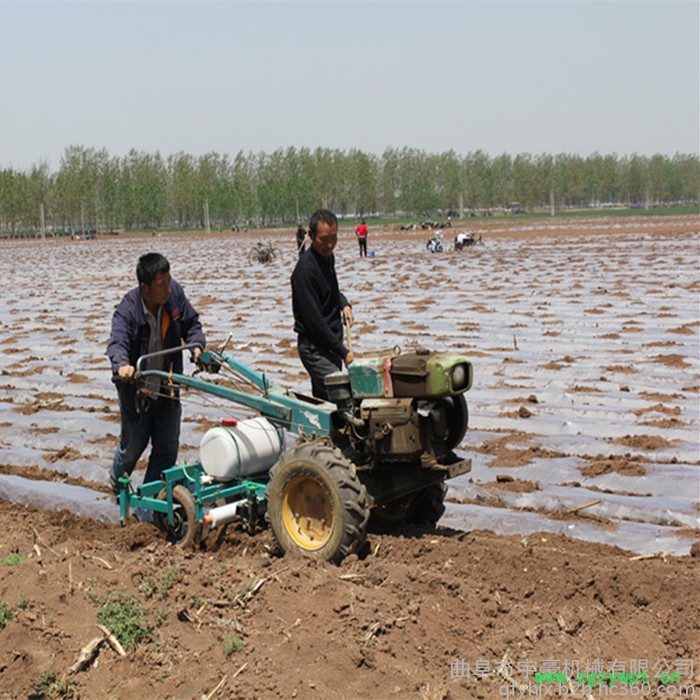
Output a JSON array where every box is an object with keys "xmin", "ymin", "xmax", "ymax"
[
  {"xmin": 265, "ymin": 443, "xmax": 369, "ymax": 564},
  {"xmin": 371, "ymin": 482, "xmax": 448, "ymax": 528},
  {"xmin": 406, "ymin": 482, "xmax": 448, "ymax": 526}
]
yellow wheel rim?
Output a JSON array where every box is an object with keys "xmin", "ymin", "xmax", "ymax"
[{"xmin": 281, "ymin": 475, "xmax": 333, "ymax": 551}]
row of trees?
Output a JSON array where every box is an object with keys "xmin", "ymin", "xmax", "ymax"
[{"xmin": 0, "ymin": 146, "xmax": 697, "ymax": 234}]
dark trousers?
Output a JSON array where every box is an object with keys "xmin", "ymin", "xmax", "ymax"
[
  {"xmin": 358, "ymin": 237, "xmax": 367, "ymax": 256},
  {"xmin": 297, "ymin": 337, "xmax": 342, "ymax": 401},
  {"xmin": 111, "ymin": 394, "xmax": 181, "ymax": 490}
]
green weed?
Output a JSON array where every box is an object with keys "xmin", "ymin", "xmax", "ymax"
[
  {"xmin": 0, "ymin": 554, "xmax": 25, "ymax": 566},
  {"xmin": 33, "ymin": 670, "xmax": 77, "ymax": 698},
  {"xmin": 140, "ymin": 566, "xmax": 181, "ymax": 600},
  {"xmin": 159, "ymin": 565, "xmax": 181, "ymax": 599},
  {"xmin": 0, "ymin": 602, "xmax": 13, "ymax": 630},
  {"xmin": 96, "ymin": 593, "xmax": 151, "ymax": 649},
  {"xmin": 139, "ymin": 577, "xmax": 157, "ymax": 598},
  {"xmin": 154, "ymin": 607, "xmax": 168, "ymax": 626},
  {"xmin": 222, "ymin": 634, "xmax": 245, "ymax": 656},
  {"xmin": 33, "ymin": 670, "xmax": 58, "ymax": 695},
  {"xmin": 87, "ymin": 590, "xmax": 104, "ymax": 605}
]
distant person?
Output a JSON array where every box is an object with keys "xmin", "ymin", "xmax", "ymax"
[
  {"xmin": 455, "ymin": 231, "xmax": 474, "ymax": 251},
  {"xmin": 291, "ymin": 209, "xmax": 354, "ymax": 400},
  {"xmin": 296, "ymin": 224, "xmax": 307, "ymax": 258},
  {"xmin": 427, "ymin": 231, "xmax": 444, "ymax": 253},
  {"xmin": 107, "ymin": 253, "xmax": 206, "ymax": 493},
  {"xmin": 355, "ymin": 220, "xmax": 368, "ymax": 257}
]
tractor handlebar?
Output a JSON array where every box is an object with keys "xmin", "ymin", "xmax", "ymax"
[{"xmin": 134, "ymin": 344, "xmax": 203, "ymax": 378}]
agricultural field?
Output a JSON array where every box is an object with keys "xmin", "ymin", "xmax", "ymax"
[{"xmin": 0, "ymin": 213, "xmax": 698, "ymax": 698}]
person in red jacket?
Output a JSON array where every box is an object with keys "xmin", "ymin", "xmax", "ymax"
[{"xmin": 355, "ymin": 220, "xmax": 368, "ymax": 257}]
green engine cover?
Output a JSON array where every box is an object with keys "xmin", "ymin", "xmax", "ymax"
[
  {"xmin": 347, "ymin": 353, "xmax": 394, "ymax": 398},
  {"xmin": 348, "ymin": 349, "xmax": 472, "ymax": 399},
  {"xmin": 424, "ymin": 352, "xmax": 473, "ymax": 395}
]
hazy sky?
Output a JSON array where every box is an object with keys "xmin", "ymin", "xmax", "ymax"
[{"xmin": 1, "ymin": 0, "xmax": 698, "ymax": 170}]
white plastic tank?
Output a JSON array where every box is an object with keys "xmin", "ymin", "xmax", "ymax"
[{"xmin": 199, "ymin": 417, "xmax": 282, "ymax": 481}]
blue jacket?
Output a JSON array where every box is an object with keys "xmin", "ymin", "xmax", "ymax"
[{"xmin": 107, "ymin": 279, "xmax": 205, "ymax": 402}]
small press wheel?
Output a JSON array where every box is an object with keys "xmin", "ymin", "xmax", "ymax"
[{"xmin": 153, "ymin": 485, "xmax": 199, "ymax": 547}]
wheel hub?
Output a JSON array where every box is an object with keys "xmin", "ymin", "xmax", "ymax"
[{"xmin": 281, "ymin": 476, "xmax": 332, "ymax": 551}]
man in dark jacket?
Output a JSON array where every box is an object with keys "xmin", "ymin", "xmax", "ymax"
[
  {"xmin": 107, "ymin": 253, "xmax": 206, "ymax": 492},
  {"xmin": 291, "ymin": 209, "xmax": 354, "ymax": 400}
]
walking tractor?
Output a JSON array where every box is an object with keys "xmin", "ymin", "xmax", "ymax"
[{"xmin": 117, "ymin": 340, "xmax": 473, "ymax": 564}]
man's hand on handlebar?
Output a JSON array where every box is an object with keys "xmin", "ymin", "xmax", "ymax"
[
  {"xmin": 193, "ymin": 346, "xmax": 221, "ymax": 375},
  {"xmin": 117, "ymin": 364, "xmax": 135, "ymax": 382}
]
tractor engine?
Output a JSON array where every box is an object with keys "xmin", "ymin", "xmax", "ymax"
[
  {"xmin": 361, "ymin": 398, "xmax": 421, "ymax": 460},
  {"xmin": 325, "ymin": 348, "xmax": 472, "ymax": 469}
]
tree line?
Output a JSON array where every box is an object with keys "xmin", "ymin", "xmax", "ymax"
[{"xmin": 0, "ymin": 146, "xmax": 697, "ymax": 235}]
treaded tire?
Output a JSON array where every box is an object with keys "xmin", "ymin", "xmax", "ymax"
[
  {"xmin": 406, "ymin": 482, "xmax": 448, "ymax": 526},
  {"xmin": 440, "ymin": 394, "xmax": 469, "ymax": 450},
  {"xmin": 153, "ymin": 485, "xmax": 200, "ymax": 547},
  {"xmin": 265, "ymin": 443, "xmax": 369, "ymax": 564},
  {"xmin": 370, "ymin": 494, "xmax": 414, "ymax": 526}
]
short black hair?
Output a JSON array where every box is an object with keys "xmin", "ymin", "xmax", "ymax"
[
  {"xmin": 309, "ymin": 209, "xmax": 338, "ymax": 237},
  {"xmin": 137, "ymin": 253, "xmax": 170, "ymax": 285}
]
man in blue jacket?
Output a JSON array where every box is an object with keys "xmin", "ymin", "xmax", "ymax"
[
  {"xmin": 107, "ymin": 253, "xmax": 206, "ymax": 492},
  {"xmin": 291, "ymin": 209, "xmax": 354, "ymax": 400}
]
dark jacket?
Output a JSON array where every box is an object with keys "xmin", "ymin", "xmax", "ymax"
[
  {"xmin": 291, "ymin": 247, "xmax": 349, "ymax": 360},
  {"xmin": 107, "ymin": 279, "xmax": 205, "ymax": 403}
]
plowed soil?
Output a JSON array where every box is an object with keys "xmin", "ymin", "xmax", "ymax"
[{"xmin": 1, "ymin": 500, "xmax": 698, "ymax": 699}]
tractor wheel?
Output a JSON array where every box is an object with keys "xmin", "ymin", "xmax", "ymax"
[
  {"xmin": 265, "ymin": 443, "xmax": 369, "ymax": 564},
  {"xmin": 153, "ymin": 485, "xmax": 199, "ymax": 547},
  {"xmin": 406, "ymin": 482, "xmax": 448, "ymax": 526},
  {"xmin": 440, "ymin": 394, "xmax": 469, "ymax": 450},
  {"xmin": 369, "ymin": 494, "xmax": 414, "ymax": 526},
  {"xmin": 371, "ymin": 482, "xmax": 448, "ymax": 527}
]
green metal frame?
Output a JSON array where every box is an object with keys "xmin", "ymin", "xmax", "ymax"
[
  {"xmin": 117, "ymin": 462, "xmax": 267, "ymax": 527},
  {"xmin": 118, "ymin": 347, "xmax": 338, "ymax": 527},
  {"xmin": 140, "ymin": 348, "xmax": 336, "ymax": 437}
]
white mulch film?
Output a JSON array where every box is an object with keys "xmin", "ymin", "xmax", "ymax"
[{"xmin": 0, "ymin": 217, "xmax": 697, "ymax": 555}]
